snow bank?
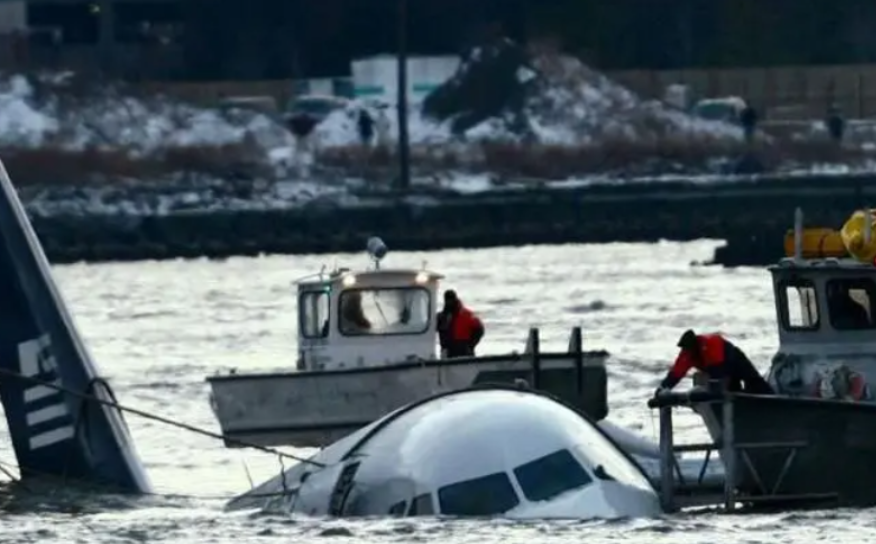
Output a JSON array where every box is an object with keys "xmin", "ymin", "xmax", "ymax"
[
  {"xmin": 310, "ymin": 50, "xmax": 743, "ymax": 150},
  {"xmin": 0, "ymin": 50, "xmax": 745, "ymax": 170},
  {"xmin": 0, "ymin": 46, "xmax": 782, "ymax": 191},
  {"xmin": 0, "ymin": 54, "xmax": 866, "ymax": 220},
  {"xmin": 490, "ymin": 53, "xmax": 742, "ymax": 144},
  {"xmin": 421, "ymin": 42, "xmax": 744, "ymax": 145},
  {"xmin": 519, "ymin": 55, "xmax": 742, "ymax": 144},
  {"xmin": 0, "ymin": 73, "xmax": 293, "ymax": 156}
]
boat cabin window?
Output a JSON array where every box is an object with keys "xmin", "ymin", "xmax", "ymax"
[
  {"xmin": 779, "ymin": 279, "xmax": 819, "ymax": 331},
  {"xmin": 338, "ymin": 287, "xmax": 431, "ymax": 337},
  {"xmin": 407, "ymin": 493, "xmax": 434, "ymax": 516},
  {"xmin": 513, "ymin": 449, "xmax": 593, "ymax": 502},
  {"xmin": 299, "ymin": 290, "xmax": 330, "ymax": 339},
  {"xmin": 827, "ymin": 278, "xmax": 876, "ymax": 330},
  {"xmin": 437, "ymin": 472, "xmax": 519, "ymax": 516}
]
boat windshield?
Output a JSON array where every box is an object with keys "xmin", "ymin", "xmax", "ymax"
[
  {"xmin": 512, "ymin": 449, "xmax": 593, "ymax": 502},
  {"xmin": 437, "ymin": 472, "xmax": 519, "ymax": 516},
  {"xmin": 338, "ymin": 287, "xmax": 431, "ymax": 336},
  {"xmin": 826, "ymin": 278, "xmax": 876, "ymax": 330}
]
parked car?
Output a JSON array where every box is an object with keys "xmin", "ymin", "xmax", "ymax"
[
  {"xmin": 691, "ymin": 96, "xmax": 746, "ymax": 124},
  {"xmin": 282, "ymin": 94, "xmax": 350, "ymax": 125},
  {"xmin": 281, "ymin": 94, "xmax": 349, "ymax": 138},
  {"xmin": 217, "ymin": 96, "xmax": 280, "ymax": 118}
]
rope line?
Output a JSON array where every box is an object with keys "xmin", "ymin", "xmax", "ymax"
[
  {"xmin": 0, "ymin": 365, "xmax": 324, "ymax": 469},
  {"xmin": 0, "ymin": 367, "xmax": 316, "ymax": 513},
  {"xmin": 0, "ymin": 457, "xmax": 296, "ymax": 502},
  {"xmin": 0, "ymin": 366, "xmax": 326, "ymax": 501}
]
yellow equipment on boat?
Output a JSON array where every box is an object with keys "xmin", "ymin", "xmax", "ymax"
[
  {"xmin": 783, "ymin": 209, "xmax": 876, "ymax": 263},
  {"xmin": 841, "ymin": 208, "xmax": 876, "ymax": 263},
  {"xmin": 783, "ymin": 228, "xmax": 847, "ymax": 259}
]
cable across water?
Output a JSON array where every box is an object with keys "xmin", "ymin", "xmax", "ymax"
[{"xmin": 0, "ymin": 365, "xmax": 327, "ymax": 499}]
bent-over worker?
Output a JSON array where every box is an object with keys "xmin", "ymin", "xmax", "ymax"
[
  {"xmin": 437, "ymin": 290, "xmax": 485, "ymax": 358},
  {"xmin": 655, "ymin": 329, "xmax": 774, "ymax": 396}
]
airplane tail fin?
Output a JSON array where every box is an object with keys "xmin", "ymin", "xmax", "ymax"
[{"xmin": 0, "ymin": 159, "xmax": 151, "ymax": 493}]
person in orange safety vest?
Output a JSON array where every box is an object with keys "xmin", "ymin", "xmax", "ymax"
[
  {"xmin": 437, "ymin": 290, "xmax": 485, "ymax": 358},
  {"xmin": 655, "ymin": 329, "xmax": 774, "ymax": 396}
]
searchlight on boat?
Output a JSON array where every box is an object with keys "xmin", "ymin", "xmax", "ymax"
[{"xmin": 367, "ymin": 236, "xmax": 388, "ymax": 269}]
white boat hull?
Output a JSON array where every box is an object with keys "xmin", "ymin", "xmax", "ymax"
[{"xmin": 208, "ymin": 351, "xmax": 608, "ymax": 448}]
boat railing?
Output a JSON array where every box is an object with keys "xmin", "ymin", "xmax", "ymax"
[
  {"xmin": 648, "ymin": 389, "xmax": 727, "ymax": 511},
  {"xmin": 521, "ymin": 326, "xmax": 588, "ymax": 394},
  {"xmin": 648, "ymin": 387, "xmax": 838, "ymax": 513}
]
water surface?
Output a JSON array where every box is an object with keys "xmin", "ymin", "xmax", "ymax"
[{"xmin": 3, "ymin": 240, "xmax": 868, "ymax": 542}]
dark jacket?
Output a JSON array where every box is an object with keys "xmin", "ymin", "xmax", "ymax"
[{"xmin": 357, "ymin": 110, "xmax": 375, "ymax": 143}]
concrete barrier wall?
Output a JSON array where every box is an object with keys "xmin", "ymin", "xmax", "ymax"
[{"xmin": 30, "ymin": 174, "xmax": 876, "ymax": 265}]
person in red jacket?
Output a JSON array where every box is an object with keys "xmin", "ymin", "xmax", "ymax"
[
  {"xmin": 437, "ymin": 290, "xmax": 485, "ymax": 358},
  {"xmin": 655, "ymin": 329, "xmax": 774, "ymax": 396}
]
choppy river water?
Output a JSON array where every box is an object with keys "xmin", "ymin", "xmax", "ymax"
[{"xmin": 1, "ymin": 240, "xmax": 869, "ymax": 543}]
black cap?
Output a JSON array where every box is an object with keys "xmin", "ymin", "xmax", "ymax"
[
  {"xmin": 677, "ymin": 329, "xmax": 698, "ymax": 351},
  {"xmin": 444, "ymin": 290, "xmax": 458, "ymax": 302}
]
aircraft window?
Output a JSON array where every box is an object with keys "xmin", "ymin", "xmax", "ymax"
[
  {"xmin": 779, "ymin": 279, "xmax": 819, "ymax": 331},
  {"xmin": 387, "ymin": 500, "xmax": 407, "ymax": 516},
  {"xmin": 438, "ymin": 472, "xmax": 519, "ymax": 516},
  {"xmin": 407, "ymin": 493, "xmax": 434, "ymax": 516},
  {"xmin": 513, "ymin": 449, "xmax": 593, "ymax": 502},
  {"xmin": 338, "ymin": 287, "xmax": 431, "ymax": 337},
  {"xmin": 328, "ymin": 461, "xmax": 361, "ymax": 515},
  {"xmin": 827, "ymin": 278, "xmax": 876, "ymax": 330}
]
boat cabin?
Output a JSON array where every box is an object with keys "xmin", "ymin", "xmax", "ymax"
[
  {"xmin": 296, "ymin": 262, "xmax": 444, "ymax": 372},
  {"xmin": 767, "ymin": 209, "xmax": 876, "ymax": 401}
]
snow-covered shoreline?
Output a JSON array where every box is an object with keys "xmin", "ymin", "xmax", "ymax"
[
  {"xmin": 2, "ymin": 44, "xmax": 874, "ymax": 220},
  {"xmin": 0, "ymin": 50, "xmax": 752, "ymax": 191},
  {"xmin": 27, "ymin": 172, "xmax": 870, "ymax": 265},
  {"xmin": 17, "ymin": 167, "xmax": 872, "ymax": 219}
]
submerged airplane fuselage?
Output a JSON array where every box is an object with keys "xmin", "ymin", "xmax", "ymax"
[{"xmin": 227, "ymin": 385, "xmax": 661, "ymax": 519}]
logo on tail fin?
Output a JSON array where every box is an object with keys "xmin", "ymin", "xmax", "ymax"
[{"xmin": 17, "ymin": 335, "xmax": 75, "ymax": 450}]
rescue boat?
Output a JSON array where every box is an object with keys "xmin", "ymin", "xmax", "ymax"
[
  {"xmin": 655, "ymin": 207, "xmax": 876, "ymax": 510},
  {"xmin": 206, "ymin": 237, "xmax": 613, "ymax": 449}
]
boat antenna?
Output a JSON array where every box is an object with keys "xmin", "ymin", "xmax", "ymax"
[{"xmin": 793, "ymin": 207, "xmax": 803, "ymax": 261}]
